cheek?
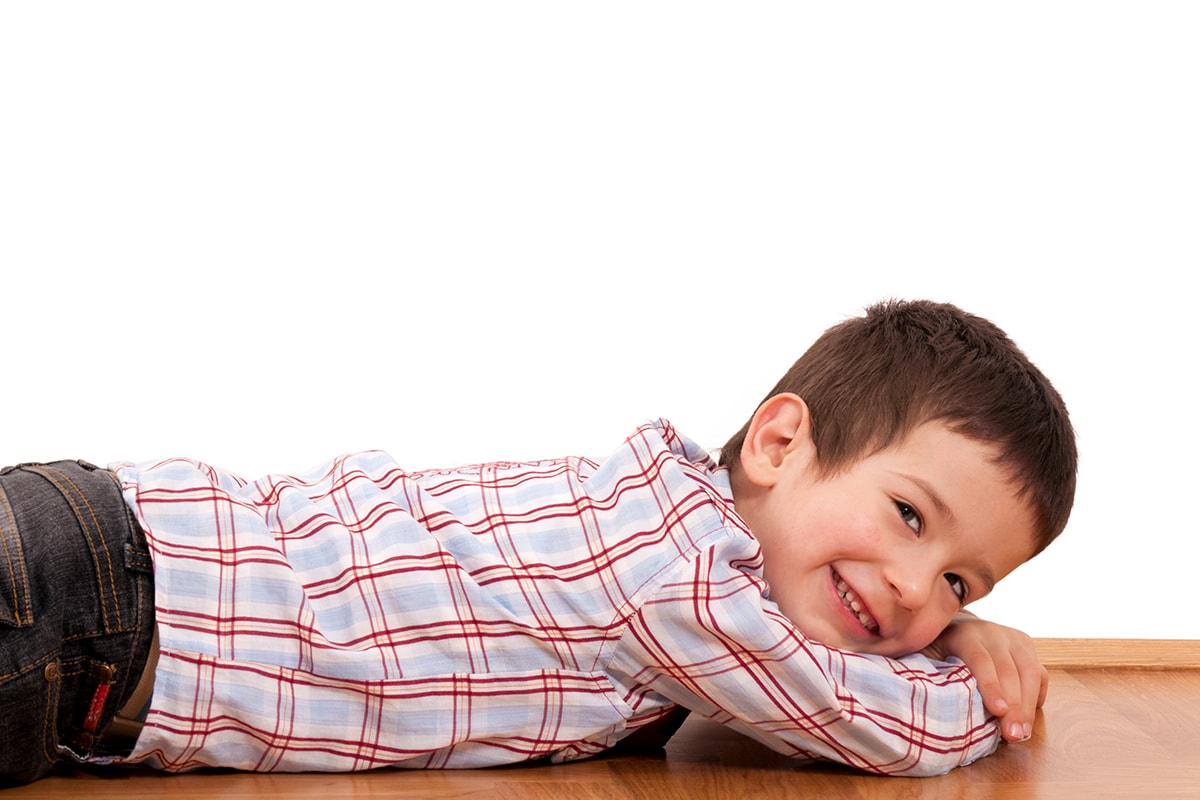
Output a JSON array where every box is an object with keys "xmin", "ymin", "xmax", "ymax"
[
  {"xmin": 901, "ymin": 605, "xmax": 962, "ymax": 652},
  {"xmin": 803, "ymin": 504, "xmax": 886, "ymax": 551}
]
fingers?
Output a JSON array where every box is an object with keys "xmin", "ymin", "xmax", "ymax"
[
  {"xmin": 962, "ymin": 642, "xmax": 1038, "ymax": 741},
  {"xmin": 933, "ymin": 615, "xmax": 1048, "ymax": 744},
  {"xmin": 993, "ymin": 643, "xmax": 1047, "ymax": 743},
  {"xmin": 969, "ymin": 656, "xmax": 1010, "ymax": 719},
  {"xmin": 983, "ymin": 655, "xmax": 1030, "ymax": 742}
]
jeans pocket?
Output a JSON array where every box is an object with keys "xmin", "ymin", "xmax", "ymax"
[
  {"xmin": 0, "ymin": 487, "xmax": 33, "ymax": 628},
  {"xmin": 0, "ymin": 661, "xmax": 60, "ymax": 784}
]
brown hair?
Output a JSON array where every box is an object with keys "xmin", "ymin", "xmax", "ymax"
[{"xmin": 719, "ymin": 299, "xmax": 1077, "ymax": 554}]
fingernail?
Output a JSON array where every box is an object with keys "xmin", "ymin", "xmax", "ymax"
[
  {"xmin": 1023, "ymin": 723, "xmax": 1033, "ymax": 741},
  {"xmin": 1008, "ymin": 723, "xmax": 1024, "ymax": 740}
]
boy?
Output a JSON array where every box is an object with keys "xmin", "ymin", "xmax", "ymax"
[{"xmin": 0, "ymin": 299, "xmax": 1075, "ymax": 782}]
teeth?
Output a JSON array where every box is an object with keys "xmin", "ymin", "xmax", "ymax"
[{"xmin": 833, "ymin": 571, "xmax": 879, "ymax": 633}]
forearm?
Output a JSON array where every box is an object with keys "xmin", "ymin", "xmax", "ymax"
[
  {"xmin": 686, "ymin": 648, "xmax": 999, "ymax": 776},
  {"xmin": 612, "ymin": 553, "xmax": 1002, "ymax": 777}
]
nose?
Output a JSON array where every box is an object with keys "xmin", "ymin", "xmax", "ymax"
[{"xmin": 883, "ymin": 558, "xmax": 940, "ymax": 611}]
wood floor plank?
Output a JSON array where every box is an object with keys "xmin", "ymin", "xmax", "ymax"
[
  {"xmin": 1065, "ymin": 669, "xmax": 1200, "ymax": 762},
  {"xmin": 1036, "ymin": 638, "xmax": 1200, "ymax": 669}
]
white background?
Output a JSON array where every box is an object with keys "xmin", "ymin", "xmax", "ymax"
[{"xmin": 2, "ymin": 2, "xmax": 1197, "ymax": 639}]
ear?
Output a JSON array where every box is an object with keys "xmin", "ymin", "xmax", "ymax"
[{"xmin": 738, "ymin": 393, "xmax": 817, "ymax": 488}]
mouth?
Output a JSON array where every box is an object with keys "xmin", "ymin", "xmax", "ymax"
[{"xmin": 832, "ymin": 569, "xmax": 880, "ymax": 635}]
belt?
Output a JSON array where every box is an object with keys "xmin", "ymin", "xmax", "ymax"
[{"xmin": 101, "ymin": 626, "xmax": 159, "ymax": 748}]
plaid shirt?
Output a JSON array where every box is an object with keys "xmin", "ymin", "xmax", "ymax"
[{"xmin": 111, "ymin": 420, "xmax": 998, "ymax": 777}]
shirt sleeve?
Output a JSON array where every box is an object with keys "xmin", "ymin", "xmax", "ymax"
[{"xmin": 607, "ymin": 537, "xmax": 1001, "ymax": 777}]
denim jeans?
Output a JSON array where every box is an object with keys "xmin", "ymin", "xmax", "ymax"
[{"xmin": 0, "ymin": 460, "xmax": 156, "ymax": 784}]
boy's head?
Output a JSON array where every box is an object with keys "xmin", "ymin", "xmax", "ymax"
[
  {"xmin": 720, "ymin": 299, "xmax": 1076, "ymax": 555},
  {"xmin": 721, "ymin": 300, "xmax": 1077, "ymax": 656}
]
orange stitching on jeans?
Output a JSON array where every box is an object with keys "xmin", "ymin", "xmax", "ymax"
[
  {"xmin": 0, "ymin": 485, "xmax": 32, "ymax": 625},
  {"xmin": 0, "ymin": 652, "xmax": 57, "ymax": 682},
  {"xmin": 28, "ymin": 466, "xmax": 123, "ymax": 632}
]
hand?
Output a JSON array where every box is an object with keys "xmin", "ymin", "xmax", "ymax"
[{"xmin": 922, "ymin": 611, "xmax": 1049, "ymax": 743}]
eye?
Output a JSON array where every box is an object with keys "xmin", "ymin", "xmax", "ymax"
[
  {"xmin": 895, "ymin": 501, "xmax": 922, "ymax": 534},
  {"xmin": 945, "ymin": 573, "xmax": 967, "ymax": 603}
]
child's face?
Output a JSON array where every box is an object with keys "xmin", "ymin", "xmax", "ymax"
[{"xmin": 732, "ymin": 396, "xmax": 1036, "ymax": 658}]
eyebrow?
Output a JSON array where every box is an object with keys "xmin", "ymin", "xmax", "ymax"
[
  {"xmin": 899, "ymin": 473, "xmax": 956, "ymax": 527},
  {"xmin": 899, "ymin": 472, "xmax": 997, "ymax": 595},
  {"xmin": 974, "ymin": 564, "xmax": 998, "ymax": 596}
]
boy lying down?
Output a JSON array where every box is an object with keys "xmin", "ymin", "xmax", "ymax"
[{"xmin": 0, "ymin": 300, "xmax": 1076, "ymax": 782}]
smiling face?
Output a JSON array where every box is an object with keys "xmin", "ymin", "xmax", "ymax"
[{"xmin": 729, "ymin": 394, "xmax": 1037, "ymax": 658}]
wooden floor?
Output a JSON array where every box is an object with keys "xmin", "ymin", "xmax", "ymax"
[{"xmin": 10, "ymin": 640, "xmax": 1200, "ymax": 800}]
